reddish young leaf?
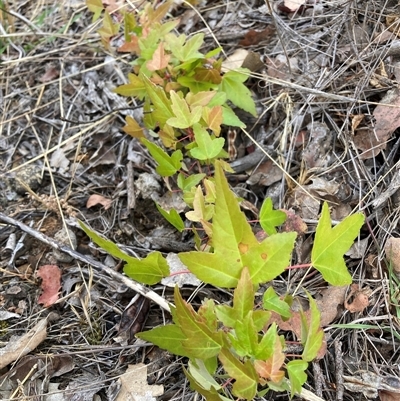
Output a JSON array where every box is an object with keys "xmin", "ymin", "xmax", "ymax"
[
  {"xmin": 254, "ymin": 335, "xmax": 285, "ymax": 383},
  {"xmin": 146, "ymin": 42, "xmax": 170, "ymax": 71}
]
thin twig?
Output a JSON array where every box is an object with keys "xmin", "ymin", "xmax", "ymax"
[{"xmin": 0, "ymin": 212, "xmax": 171, "ymax": 313}]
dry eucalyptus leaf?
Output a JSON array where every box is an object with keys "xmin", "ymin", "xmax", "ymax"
[
  {"xmin": 355, "ymin": 88, "xmax": 400, "ymax": 159},
  {"xmin": 385, "ymin": 237, "xmax": 400, "ymax": 272},
  {"xmin": 0, "ymin": 315, "xmax": 53, "ymax": 369}
]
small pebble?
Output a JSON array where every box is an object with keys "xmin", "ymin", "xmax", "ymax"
[{"xmin": 53, "ymin": 227, "xmax": 77, "ymax": 263}]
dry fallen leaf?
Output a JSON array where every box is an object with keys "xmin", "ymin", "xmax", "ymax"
[
  {"xmin": 0, "ymin": 314, "xmax": 55, "ymax": 369},
  {"xmin": 116, "ymin": 364, "xmax": 164, "ymax": 401},
  {"xmin": 6, "ymin": 354, "xmax": 74, "ymax": 382},
  {"xmin": 39, "ymin": 64, "xmax": 59, "ymax": 83},
  {"xmin": 239, "ymin": 26, "xmax": 275, "ymax": 47},
  {"xmin": 86, "ymin": 194, "xmax": 113, "ymax": 210},
  {"xmin": 344, "ymin": 284, "xmax": 369, "ymax": 313},
  {"xmin": 385, "ymin": 237, "xmax": 400, "ymax": 273},
  {"xmin": 221, "ymin": 49, "xmax": 249, "ymax": 72},
  {"xmin": 355, "ymin": 88, "xmax": 400, "ymax": 158},
  {"xmin": 316, "ymin": 286, "xmax": 347, "ymax": 327},
  {"xmin": 37, "ymin": 265, "xmax": 62, "ymax": 307}
]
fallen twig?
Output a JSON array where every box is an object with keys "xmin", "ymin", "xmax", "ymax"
[{"xmin": 0, "ymin": 212, "xmax": 171, "ymax": 313}]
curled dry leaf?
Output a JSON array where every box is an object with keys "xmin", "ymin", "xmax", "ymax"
[
  {"xmin": 344, "ymin": 284, "xmax": 370, "ymax": 313},
  {"xmin": 86, "ymin": 194, "xmax": 112, "ymax": 210},
  {"xmin": 39, "ymin": 64, "xmax": 59, "ymax": 83},
  {"xmin": 116, "ymin": 295, "xmax": 150, "ymax": 344},
  {"xmin": 282, "ymin": 209, "xmax": 308, "ymax": 235},
  {"xmin": 37, "ymin": 265, "xmax": 62, "ymax": 307}
]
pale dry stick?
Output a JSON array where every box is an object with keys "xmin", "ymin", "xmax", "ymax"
[
  {"xmin": 0, "ymin": 212, "xmax": 171, "ymax": 312},
  {"xmin": 334, "ymin": 340, "xmax": 344, "ymax": 401}
]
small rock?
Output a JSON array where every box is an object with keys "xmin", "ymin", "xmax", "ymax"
[{"xmin": 53, "ymin": 227, "xmax": 77, "ymax": 263}]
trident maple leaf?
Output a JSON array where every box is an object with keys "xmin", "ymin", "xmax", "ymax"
[{"xmin": 179, "ymin": 161, "xmax": 296, "ymax": 287}]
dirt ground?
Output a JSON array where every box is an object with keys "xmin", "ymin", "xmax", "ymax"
[{"xmin": 2, "ymin": 0, "xmax": 400, "ymax": 400}]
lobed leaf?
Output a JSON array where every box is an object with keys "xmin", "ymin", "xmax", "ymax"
[
  {"xmin": 123, "ymin": 251, "xmax": 170, "ymax": 285},
  {"xmin": 79, "ymin": 220, "xmax": 169, "ymax": 284},
  {"xmin": 136, "ymin": 324, "xmax": 188, "ymax": 357},
  {"xmin": 263, "ymin": 287, "xmax": 291, "ymax": 319},
  {"xmin": 141, "ymin": 138, "xmax": 182, "ymax": 177},
  {"xmin": 189, "ymin": 124, "xmax": 225, "ymax": 161},
  {"xmin": 259, "ymin": 198, "xmax": 287, "ymax": 236},
  {"xmin": 174, "ymin": 287, "xmax": 224, "ymax": 360},
  {"xmin": 155, "ymin": 203, "xmax": 185, "ymax": 232},
  {"xmin": 219, "ymin": 69, "xmax": 257, "ymax": 116},
  {"xmin": 311, "ymin": 202, "xmax": 364, "ymax": 285},
  {"xmin": 286, "ymin": 360, "xmax": 308, "ymax": 397}
]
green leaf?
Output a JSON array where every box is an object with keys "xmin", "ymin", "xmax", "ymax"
[
  {"xmin": 114, "ymin": 73, "xmax": 147, "ymax": 99},
  {"xmin": 263, "ymin": 287, "xmax": 291, "ymax": 319},
  {"xmin": 136, "ymin": 324, "xmax": 189, "ymax": 357},
  {"xmin": 188, "ymin": 360, "xmax": 221, "ymax": 390},
  {"xmin": 185, "ymin": 364, "xmax": 231, "ymax": 401},
  {"xmin": 174, "ymin": 287, "xmax": 223, "ymax": 360},
  {"xmin": 97, "ymin": 11, "xmax": 119, "ymax": 40},
  {"xmin": 167, "ymin": 91, "xmax": 202, "ymax": 129},
  {"xmin": 141, "ymin": 138, "xmax": 182, "ymax": 177},
  {"xmin": 255, "ymin": 323, "xmax": 279, "ymax": 360},
  {"xmin": 155, "ymin": 203, "xmax": 184, "ymax": 232},
  {"xmin": 244, "ymin": 232, "xmax": 297, "ymax": 284},
  {"xmin": 179, "ymin": 161, "xmax": 296, "ymax": 287},
  {"xmin": 219, "ymin": 69, "xmax": 257, "ymax": 116},
  {"xmin": 286, "ymin": 360, "xmax": 308, "ymax": 397},
  {"xmin": 219, "ymin": 348, "xmax": 258, "ymax": 400},
  {"xmin": 186, "ymin": 91, "xmax": 217, "ymax": 108},
  {"xmin": 301, "ymin": 292, "xmax": 324, "ymax": 362},
  {"xmin": 79, "ymin": 220, "xmax": 169, "ymax": 284},
  {"xmin": 215, "ymin": 267, "xmax": 255, "ymax": 330},
  {"xmin": 189, "ymin": 124, "xmax": 225, "ymax": 161},
  {"xmin": 124, "ymin": 251, "xmax": 170, "ymax": 285},
  {"xmin": 141, "ymin": 74, "xmax": 174, "ymax": 127},
  {"xmin": 177, "ymin": 172, "xmax": 205, "ymax": 191},
  {"xmin": 311, "ymin": 202, "xmax": 365, "ymax": 285},
  {"xmin": 259, "ymin": 198, "xmax": 287, "ymax": 235},
  {"xmin": 185, "ymin": 185, "xmax": 214, "ymax": 222},
  {"xmin": 86, "ymin": 0, "xmax": 103, "ymax": 22},
  {"xmin": 166, "ymin": 32, "xmax": 205, "ymax": 62},
  {"xmin": 228, "ymin": 311, "xmax": 258, "ymax": 357},
  {"xmin": 177, "ymin": 75, "xmax": 218, "ymax": 93},
  {"xmin": 221, "ymin": 105, "xmax": 246, "ymax": 128}
]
